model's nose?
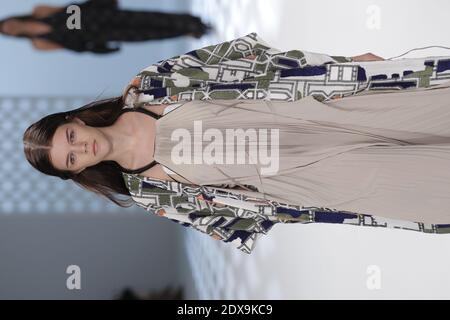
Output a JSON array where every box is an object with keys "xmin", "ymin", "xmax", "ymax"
[{"xmin": 72, "ymin": 142, "xmax": 88, "ymax": 154}]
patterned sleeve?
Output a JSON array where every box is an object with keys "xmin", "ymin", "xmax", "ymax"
[
  {"xmin": 135, "ymin": 31, "xmax": 351, "ymax": 79},
  {"xmin": 122, "ymin": 173, "xmax": 276, "ymax": 254},
  {"xmin": 147, "ymin": 32, "xmax": 275, "ymax": 68},
  {"xmin": 132, "ymin": 32, "xmax": 276, "ymax": 87},
  {"xmin": 125, "ymin": 32, "xmax": 354, "ymax": 104}
]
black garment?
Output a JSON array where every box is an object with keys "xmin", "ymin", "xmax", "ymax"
[
  {"xmin": 35, "ymin": 0, "xmax": 212, "ymax": 53},
  {"xmin": 116, "ymin": 107, "xmax": 161, "ymax": 174}
]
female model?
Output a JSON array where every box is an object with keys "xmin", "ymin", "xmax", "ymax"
[
  {"xmin": 23, "ymin": 33, "xmax": 450, "ymax": 254},
  {"xmin": 0, "ymin": 0, "xmax": 211, "ymax": 53}
]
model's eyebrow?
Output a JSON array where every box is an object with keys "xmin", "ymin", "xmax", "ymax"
[{"xmin": 65, "ymin": 128, "xmax": 69, "ymax": 169}]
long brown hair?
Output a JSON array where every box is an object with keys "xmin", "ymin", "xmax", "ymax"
[{"xmin": 23, "ymin": 96, "xmax": 134, "ymax": 207}]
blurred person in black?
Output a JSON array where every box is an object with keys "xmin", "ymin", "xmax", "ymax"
[{"xmin": 0, "ymin": 0, "xmax": 212, "ymax": 54}]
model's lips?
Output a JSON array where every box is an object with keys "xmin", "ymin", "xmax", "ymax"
[{"xmin": 93, "ymin": 140, "xmax": 97, "ymax": 156}]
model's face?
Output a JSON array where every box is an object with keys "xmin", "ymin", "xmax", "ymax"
[{"xmin": 50, "ymin": 118, "xmax": 110, "ymax": 173}]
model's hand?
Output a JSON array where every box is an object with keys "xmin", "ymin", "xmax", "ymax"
[
  {"xmin": 351, "ymin": 52, "xmax": 385, "ymax": 62},
  {"xmin": 156, "ymin": 209, "xmax": 166, "ymax": 216},
  {"xmin": 129, "ymin": 77, "xmax": 141, "ymax": 87},
  {"xmin": 211, "ymin": 234, "xmax": 222, "ymax": 240}
]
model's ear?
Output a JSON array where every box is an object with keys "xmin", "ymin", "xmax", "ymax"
[{"xmin": 72, "ymin": 117, "xmax": 85, "ymax": 126}]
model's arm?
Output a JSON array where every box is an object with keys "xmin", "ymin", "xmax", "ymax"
[
  {"xmin": 31, "ymin": 38, "xmax": 63, "ymax": 51},
  {"xmin": 131, "ymin": 32, "xmax": 275, "ymax": 85},
  {"xmin": 126, "ymin": 33, "xmax": 385, "ymax": 104},
  {"xmin": 31, "ymin": 5, "xmax": 65, "ymax": 18},
  {"xmin": 129, "ymin": 189, "xmax": 262, "ymax": 253},
  {"xmin": 122, "ymin": 172, "xmax": 271, "ymax": 254}
]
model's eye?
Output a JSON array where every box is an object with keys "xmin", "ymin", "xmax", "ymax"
[
  {"xmin": 70, "ymin": 152, "xmax": 76, "ymax": 165},
  {"xmin": 69, "ymin": 130, "xmax": 75, "ymax": 143}
]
